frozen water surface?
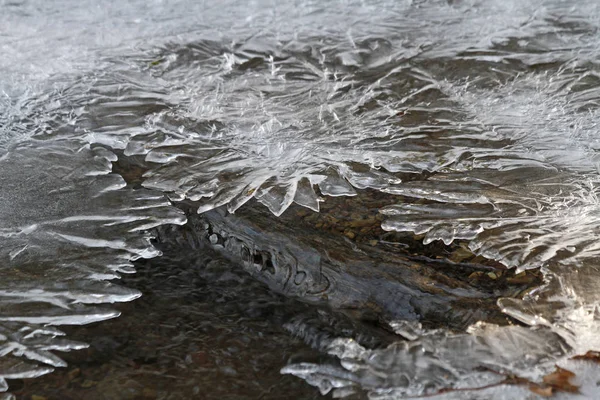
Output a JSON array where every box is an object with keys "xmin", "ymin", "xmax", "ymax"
[{"xmin": 3, "ymin": 0, "xmax": 600, "ymax": 398}]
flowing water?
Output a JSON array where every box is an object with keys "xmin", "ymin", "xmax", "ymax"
[{"xmin": 3, "ymin": 0, "xmax": 600, "ymax": 398}]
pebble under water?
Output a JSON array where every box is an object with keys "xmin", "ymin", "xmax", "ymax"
[{"xmin": 3, "ymin": 0, "xmax": 600, "ymax": 399}]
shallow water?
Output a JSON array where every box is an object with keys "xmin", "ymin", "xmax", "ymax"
[
  {"xmin": 9, "ymin": 233, "xmax": 336, "ymax": 400},
  {"xmin": 2, "ymin": 0, "xmax": 600, "ymax": 398}
]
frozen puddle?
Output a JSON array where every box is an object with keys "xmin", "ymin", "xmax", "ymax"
[{"xmin": 2, "ymin": 0, "xmax": 600, "ymax": 398}]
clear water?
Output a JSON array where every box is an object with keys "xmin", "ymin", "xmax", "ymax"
[{"xmin": 2, "ymin": 0, "xmax": 600, "ymax": 398}]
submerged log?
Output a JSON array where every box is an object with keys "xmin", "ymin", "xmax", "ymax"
[{"xmin": 157, "ymin": 191, "xmax": 542, "ymax": 333}]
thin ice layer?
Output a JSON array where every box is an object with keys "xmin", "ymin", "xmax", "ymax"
[
  {"xmin": 3, "ymin": 0, "xmax": 600, "ymax": 397},
  {"xmin": 100, "ymin": 0, "xmax": 600, "ymax": 218},
  {"xmin": 283, "ymin": 322, "xmax": 568, "ymax": 398},
  {"xmin": 382, "ymin": 70, "xmax": 600, "ymax": 269},
  {"xmin": 0, "ymin": 139, "xmax": 185, "ymax": 386},
  {"xmin": 284, "ymin": 262, "xmax": 600, "ymax": 398},
  {"xmin": 73, "ymin": 0, "xmax": 599, "ymax": 217}
]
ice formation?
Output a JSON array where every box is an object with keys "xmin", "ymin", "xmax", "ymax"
[{"xmin": 2, "ymin": 0, "xmax": 600, "ymax": 397}]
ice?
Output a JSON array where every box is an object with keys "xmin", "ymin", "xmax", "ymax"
[
  {"xmin": 25, "ymin": 0, "xmax": 597, "ymax": 222},
  {"xmin": 0, "ymin": 138, "xmax": 185, "ymax": 385},
  {"xmin": 283, "ymin": 323, "xmax": 569, "ymax": 398},
  {"xmin": 3, "ymin": 0, "xmax": 600, "ymax": 397},
  {"xmin": 283, "ymin": 263, "xmax": 600, "ymax": 398},
  {"xmin": 381, "ymin": 70, "xmax": 600, "ymax": 268}
]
